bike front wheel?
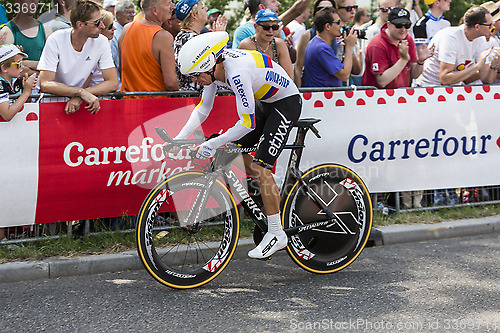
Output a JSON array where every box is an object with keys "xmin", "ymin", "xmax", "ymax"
[
  {"xmin": 282, "ymin": 163, "xmax": 372, "ymax": 274},
  {"xmin": 136, "ymin": 171, "xmax": 240, "ymax": 289}
]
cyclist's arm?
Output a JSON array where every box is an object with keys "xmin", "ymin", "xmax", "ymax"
[
  {"xmin": 203, "ymin": 71, "xmax": 255, "ymax": 149},
  {"xmin": 174, "ymin": 83, "xmax": 217, "ymax": 139}
]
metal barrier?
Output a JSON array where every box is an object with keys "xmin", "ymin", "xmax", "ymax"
[{"xmin": 2, "ymin": 86, "xmax": 499, "ymax": 246}]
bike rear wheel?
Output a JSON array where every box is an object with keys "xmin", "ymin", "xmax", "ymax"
[
  {"xmin": 282, "ymin": 164, "xmax": 372, "ymax": 273},
  {"xmin": 136, "ymin": 171, "xmax": 239, "ymax": 289}
]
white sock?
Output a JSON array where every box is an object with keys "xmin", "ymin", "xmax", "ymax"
[{"xmin": 267, "ymin": 213, "xmax": 283, "ymax": 234}]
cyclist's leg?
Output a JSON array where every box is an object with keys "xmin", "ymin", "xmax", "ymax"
[{"xmin": 247, "ymin": 95, "xmax": 302, "ymax": 259}]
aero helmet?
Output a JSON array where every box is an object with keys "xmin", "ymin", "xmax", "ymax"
[{"xmin": 178, "ymin": 31, "xmax": 229, "ymax": 76}]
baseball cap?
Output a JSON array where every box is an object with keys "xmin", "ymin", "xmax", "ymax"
[
  {"xmin": 207, "ymin": 8, "xmax": 222, "ymax": 16},
  {"xmin": 255, "ymin": 9, "xmax": 281, "ymax": 23},
  {"xmin": 0, "ymin": 44, "xmax": 27, "ymax": 64},
  {"xmin": 175, "ymin": 0, "xmax": 201, "ymax": 21},
  {"xmin": 388, "ymin": 7, "xmax": 412, "ymax": 25},
  {"xmin": 424, "ymin": 0, "xmax": 435, "ymax": 5},
  {"xmin": 481, "ymin": 1, "xmax": 500, "ymax": 21},
  {"xmin": 102, "ymin": 0, "xmax": 117, "ymax": 9}
]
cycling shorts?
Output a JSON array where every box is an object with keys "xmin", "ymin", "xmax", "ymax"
[{"xmin": 235, "ymin": 94, "xmax": 302, "ymax": 169}]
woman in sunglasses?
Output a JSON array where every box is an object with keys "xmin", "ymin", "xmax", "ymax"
[
  {"xmin": 173, "ymin": 0, "xmax": 227, "ymax": 91},
  {"xmin": 239, "ymin": 9, "xmax": 294, "ymax": 80},
  {"xmin": 85, "ymin": 10, "xmax": 116, "ymax": 89}
]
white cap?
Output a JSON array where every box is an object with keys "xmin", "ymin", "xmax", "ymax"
[
  {"xmin": 102, "ymin": 0, "xmax": 117, "ymax": 9},
  {"xmin": 0, "ymin": 44, "xmax": 27, "ymax": 63}
]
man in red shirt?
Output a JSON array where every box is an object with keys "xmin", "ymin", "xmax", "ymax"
[{"xmin": 362, "ymin": 7, "xmax": 432, "ymax": 89}]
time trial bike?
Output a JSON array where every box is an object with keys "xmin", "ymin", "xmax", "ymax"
[{"xmin": 135, "ymin": 118, "xmax": 372, "ymax": 289}]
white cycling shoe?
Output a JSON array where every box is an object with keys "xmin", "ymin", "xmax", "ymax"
[{"xmin": 248, "ymin": 230, "xmax": 288, "ymax": 259}]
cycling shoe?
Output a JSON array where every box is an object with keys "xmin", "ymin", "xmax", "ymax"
[{"xmin": 248, "ymin": 230, "xmax": 287, "ymax": 259}]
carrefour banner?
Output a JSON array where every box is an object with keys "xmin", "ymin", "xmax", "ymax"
[
  {"xmin": 277, "ymin": 85, "xmax": 500, "ymax": 193},
  {"xmin": 1, "ymin": 85, "xmax": 499, "ymax": 227}
]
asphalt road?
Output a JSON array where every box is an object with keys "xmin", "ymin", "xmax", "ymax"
[{"xmin": 1, "ymin": 234, "xmax": 499, "ymax": 333}]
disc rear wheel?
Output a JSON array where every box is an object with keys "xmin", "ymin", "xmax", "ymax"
[{"xmin": 282, "ymin": 164, "xmax": 372, "ymax": 273}]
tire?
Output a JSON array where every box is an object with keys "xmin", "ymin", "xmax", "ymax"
[
  {"xmin": 282, "ymin": 164, "xmax": 372, "ymax": 274},
  {"xmin": 136, "ymin": 171, "xmax": 239, "ymax": 289}
]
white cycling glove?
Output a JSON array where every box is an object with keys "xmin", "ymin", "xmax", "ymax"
[{"xmin": 196, "ymin": 141, "xmax": 216, "ymax": 159}]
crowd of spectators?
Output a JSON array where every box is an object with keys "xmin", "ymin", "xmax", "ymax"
[{"xmin": 1, "ymin": 0, "xmax": 500, "ymax": 241}]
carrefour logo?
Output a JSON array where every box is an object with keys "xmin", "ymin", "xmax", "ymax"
[{"xmin": 348, "ymin": 128, "xmax": 493, "ymax": 163}]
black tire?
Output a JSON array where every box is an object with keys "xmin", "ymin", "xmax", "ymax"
[
  {"xmin": 136, "ymin": 171, "xmax": 239, "ymax": 289},
  {"xmin": 282, "ymin": 164, "xmax": 372, "ymax": 273}
]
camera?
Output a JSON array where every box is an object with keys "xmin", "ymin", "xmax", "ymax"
[{"xmin": 342, "ymin": 25, "xmax": 367, "ymax": 39}]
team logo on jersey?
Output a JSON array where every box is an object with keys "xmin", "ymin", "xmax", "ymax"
[{"xmin": 372, "ymin": 63, "xmax": 379, "ymax": 72}]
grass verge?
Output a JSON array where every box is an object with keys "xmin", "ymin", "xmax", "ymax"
[{"xmin": 1, "ymin": 204, "xmax": 500, "ymax": 263}]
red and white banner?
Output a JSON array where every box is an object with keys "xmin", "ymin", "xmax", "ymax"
[
  {"xmin": 1, "ymin": 85, "xmax": 500, "ymax": 227},
  {"xmin": 276, "ymin": 85, "xmax": 500, "ymax": 193}
]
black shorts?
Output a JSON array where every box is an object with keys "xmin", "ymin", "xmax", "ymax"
[{"xmin": 235, "ymin": 94, "xmax": 302, "ymax": 169}]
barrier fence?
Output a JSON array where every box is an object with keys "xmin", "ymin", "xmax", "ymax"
[{"xmin": 1, "ymin": 85, "xmax": 499, "ymax": 242}]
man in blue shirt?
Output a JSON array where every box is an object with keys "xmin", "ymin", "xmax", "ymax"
[{"xmin": 303, "ymin": 7, "xmax": 357, "ymax": 87}]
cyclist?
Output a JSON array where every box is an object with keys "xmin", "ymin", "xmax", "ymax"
[{"xmin": 173, "ymin": 31, "xmax": 302, "ymax": 259}]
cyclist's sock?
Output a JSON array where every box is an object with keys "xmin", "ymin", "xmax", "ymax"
[{"xmin": 267, "ymin": 213, "xmax": 282, "ymax": 234}]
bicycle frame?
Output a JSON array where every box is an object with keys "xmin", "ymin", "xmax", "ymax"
[{"xmin": 190, "ymin": 118, "xmax": 341, "ymax": 238}]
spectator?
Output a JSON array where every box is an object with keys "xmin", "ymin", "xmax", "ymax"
[
  {"xmin": 86, "ymin": 10, "xmax": 116, "ymax": 87},
  {"xmin": 350, "ymin": 7, "xmax": 372, "ymax": 86},
  {"xmin": 335, "ymin": 0, "xmax": 362, "ymax": 81},
  {"xmin": 413, "ymin": 0, "xmax": 450, "ymax": 54},
  {"xmin": 365, "ymin": 0, "xmax": 396, "ymax": 43},
  {"xmin": 119, "ymin": 0, "xmax": 178, "ymax": 92},
  {"xmin": 353, "ymin": 7, "xmax": 371, "ymax": 29},
  {"xmin": 0, "ymin": 44, "xmax": 37, "ymax": 121},
  {"xmin": 110, "ymin": 0, "xmax": 135, "ymax": 84},
  {"xmin": 362, "ymin": 7, "xmax": 431, "ymax": 89},
  {"xmin": 232, "ymin": 0, "xmax": 313, "ymax": 49},
  {"xmin": 302, "ymin": 7, "xmax": 357, "ymax": 87},
  {"xmin": 38, "ymin": 0, "xmax": 118, "ymax": 114},
  {"xmin": 44, "ymin": 0, "xmax": 75, "ymax": 33},
  {"xmin": 404, "ymin": 0, "xmax": 423, "ymax": 33},
  {"xmin": 480, "ymin": 1, "xmax": 500, "ymax": 84},
  {"xmin": 294, "ymin": 0, "xmax": 337, "ymax": 87},
  {"xmin": 337, "ymin": 0, "xmax": 357, "ymax": 24},
  {"xmin": 0, "ymin": 0, "xmax": 52, "ymax": 76},
  {"xmin": 173, "ymin": 0, "xmax": 209, "ymax": 91},
  {"xmin": 239, "ymin": 9, "xmax": 294, "ymax": 79},
  {"xmin": 285, "ymin": 6, "xmax": 310, "ymax": 47},
  {"xmin": 162, "ymin": 12, "xmax": 181, "ymax": 37},
  {"xmin": 200, "ymin": 8, "xmax": 222, "ymax": 33},
  {"xmin": 415, "ymin": 6, "xmax": 492, "ymax": 87},
  {"xmin": 103, "ymin": 0, "xmax": 117, "ymax": 15}
]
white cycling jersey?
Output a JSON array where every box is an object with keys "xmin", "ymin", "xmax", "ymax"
[{"xmin": 175, "ymin": 49, "xmax": 300, "ymax": 150}]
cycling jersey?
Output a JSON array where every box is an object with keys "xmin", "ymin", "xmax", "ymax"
[{"xmin": 175, "ymin": 49, "xmax": 301, "ymax": 168}]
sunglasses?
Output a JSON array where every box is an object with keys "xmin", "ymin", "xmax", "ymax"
[
  {"xmin": 393, "ymin": 22, "xmax": 412, "ymax": 29},
  {"xmin": 339, "ymin": 5, "xmax": 358, "ymax": 12},
  {"xmin": 478, "ymin": 22, "xmax": 493, "ymax": 29},
  {"xmin": 10, "ymin": 60, "xmax": 22, "ymax": 69},
  {"xmin": 257, "ymin": 23, "xmax": 280, "ymax": 31},
  {"xmin": 189, "ymin": 72, "xmax": 201, "ymax": 79},
  {"xmin": 86, "ymin": 17, "xmax": 103, "ymax": 27},
  {"xmin": 331, "ymin": 19, "xmax": 342, "ymax": 25},
  {"xmin": 379, "ymin": 6, "xmax": 394, "ymax": 12}
]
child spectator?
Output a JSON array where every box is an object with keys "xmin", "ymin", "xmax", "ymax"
[
  {"xmin": 0, "ymin": 44, "xmax": 37, "ymax": 122},
  {"xmin": 0, "ymin": 0, "xmax": 52, "ymax": 76}
]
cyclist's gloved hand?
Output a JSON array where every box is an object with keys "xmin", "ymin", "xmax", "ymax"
[{"xmin": 196, "ymin": 142, "xmax": 215, "ymax": 159}]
